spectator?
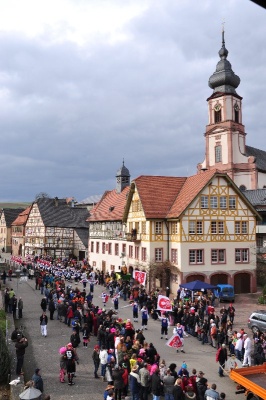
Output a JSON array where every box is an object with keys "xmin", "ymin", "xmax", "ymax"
[
  {"xmin": 204, "ymin": 383, "xmax": 219, "ymax": 400},
  {"xmin": 32, "ymin": 368, "xmax": 44, "ymax": 392}
]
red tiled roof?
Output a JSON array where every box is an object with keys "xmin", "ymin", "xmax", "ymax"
[
  {"xmin": 167, "ymin": 169, "xmax": 219, "ymax": 218},
  {"xmin": 88, "ymin": 187, "xmax": 130, "ymax": 222},
  {"xmin": 134, "ymin": 176, "xmax": 187, "ymax": 219},
  {"xmin": 11, "ymin": 206, "xmax": 31, "ymax": 226}
]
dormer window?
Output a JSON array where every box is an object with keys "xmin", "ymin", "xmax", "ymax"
[
  {"xmin": 214, "ymin": 104, "xmax": 221, "ymax": 123},
  {"xmin": 234, "ymin": 103, "xmax": 239, "ymax": 123}
]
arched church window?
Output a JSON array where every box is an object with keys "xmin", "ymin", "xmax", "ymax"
[
  {"xmin": 214, "ymin": 104, "xmax": 222, "ymax": 123},
  {"xmin": 239, "ymin": 185, "xmax": 246, "ymax": 191}
]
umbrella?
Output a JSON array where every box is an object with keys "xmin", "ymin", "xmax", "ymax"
[{"xmin": 19, "ymin": 387, "xmax": 42, "ymax": 400}]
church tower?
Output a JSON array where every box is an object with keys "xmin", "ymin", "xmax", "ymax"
[
  {"xmin": 198, "ymin": 30, "xmax": 262, "ymax": 190},
  {"xmin": 116, "ymin": 160, "xmax": 130, "ymax": 193}
]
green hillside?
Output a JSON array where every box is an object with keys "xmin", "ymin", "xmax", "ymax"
[{"xmin": 0, "ymin": 202, "xmax": 31, "ymax": 209}]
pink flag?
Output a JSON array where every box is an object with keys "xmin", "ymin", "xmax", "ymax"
[
  {"xmin": 157, "ymin": 295, "xmax": 172, "ymax": 311},
  {"xmin": 133, "ymin": 270, "xmax": 146, "ymax": 285},
  {"xmin": 166, "ymin": 334, "xmax": 182, "ymax": 349}
]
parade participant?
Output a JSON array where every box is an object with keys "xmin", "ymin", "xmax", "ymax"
[
  {"xmin": 173, "ymin": 323, "xmax": 185, "ymax": 353},
  {"xmin": 158, "ymin": 313, "xmax": 169, "ymax": 340},
  {"xmin": 132, "ymin": 302, "xmax": 139, "ymax": 322},
  {"xmin": 40, "ymin": 312, "xmax": 48, "ymax": 337},
  {"xmin": 64, "ymin": 343, "xmax": 76, "ymax": 386},
  {"xmin": 140, "ymin": 306, "xmax": 149, "ymax": 330},
  {"xmin": 59, "ymin": 347, "xmax": 67, "ymax": 383},
  {"xmin": 81, "ymin": 323, "xmax": 90, "ymax": 348}
]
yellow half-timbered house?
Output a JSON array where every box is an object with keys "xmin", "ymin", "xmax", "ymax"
[{"xmin": 122, "ymin": 170, "xmax": 260, "ymax": 294}]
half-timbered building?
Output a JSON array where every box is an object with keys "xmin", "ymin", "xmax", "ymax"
[
  {"xmin": 90, "ymin": 170, "xmax": 259, "ymax": 294},
  {"xmin": 24, "ymin": 197, "xmax": 89, "ymax": 259}
]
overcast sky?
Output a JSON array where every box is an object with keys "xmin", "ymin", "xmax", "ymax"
[{"xmin": 0, "ymin": 0, "xmax": 265, "ymax": 202}]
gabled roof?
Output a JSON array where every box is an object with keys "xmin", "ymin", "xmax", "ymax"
[
  {"xmin": 1, "ymin": 208, "xmax": 25, "ymax": 227},
  {"xmin": 167, "ymin": 169, "xmax": 218, "ymax": 218},
  {"xmin": 246, "ymin": 145, "xmax": 266, "ymax": 173},
  {"xmin": 87, "ymin": 186, "xmax": 130, "ymax": 222},
  {"xmin": 12, "ymin": 206, "xmax": 31, "ymax": 226},
  {"xmin": 75, "ymin": 228, "xmax": 89, "ymax": 247},
  {"xmin": 35, "ymin": 198, "xmax": 89, "ymax": 228},
  {"xmin": 133, "ymin": 176, "xmax": 187, "ymax": 219}
]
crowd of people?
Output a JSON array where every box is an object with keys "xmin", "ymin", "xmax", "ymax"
[{"xmin": 3, "ymin": 255, "xmax": 266, "ymax": 400}]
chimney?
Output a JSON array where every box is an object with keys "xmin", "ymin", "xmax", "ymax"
[{"xmin": 54, "ymin": 197, "xmax": 58, "ymax": 207}]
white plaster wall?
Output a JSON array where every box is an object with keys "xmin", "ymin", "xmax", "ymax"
[{"xmin": 258, "ymin": 172, "xmax": 266, "ymax": 188}]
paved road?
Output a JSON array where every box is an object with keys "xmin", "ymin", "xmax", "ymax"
[{"xmin": 3, "ymin": 263, "xmax": 265, "ymax": 400}]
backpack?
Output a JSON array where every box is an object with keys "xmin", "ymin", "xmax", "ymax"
[{"xmin": 216, "ymin": 347, "xmax": 222, "ymax": 362}]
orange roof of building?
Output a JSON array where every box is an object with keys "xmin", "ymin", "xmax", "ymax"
[
  {"xmin": 11, "ymin": 206, "xmax": 31, "ymax": 226},
  {"xmin": 167, "ymin": 169, "xmax": 217, "ymax": 218},
  {"xmin": 87, "ymin": 186, "xmax": 130, "ymax": 222},
  {"xmin": 134, "ymin": 176, "xmax": 187, "ymax": 219}
]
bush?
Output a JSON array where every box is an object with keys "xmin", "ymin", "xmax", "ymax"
[{"xmin": 0, "ymin": 309, "xmax": 11, "ymax": 383}]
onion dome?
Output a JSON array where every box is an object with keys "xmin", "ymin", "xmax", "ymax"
[{"xmin": 208, "ymin": 30, "xmax": 240, "ymax": 94}]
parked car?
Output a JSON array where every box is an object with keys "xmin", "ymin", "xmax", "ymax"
[
  {"xmin": 247, "ymin": 310, "xmax": 266, "ymax": 334},
  {"xmin": 214, "ymin": 284, "xmax": 235, "ymax": 302}
]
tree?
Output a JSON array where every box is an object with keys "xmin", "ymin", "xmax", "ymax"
[
  {"xmin": 35, "ymin": 192, "xmax": 51, "ymax": 201},
  {"xmin": 133, "ymin": 260, "xmax": 180, "ymax": 292}
]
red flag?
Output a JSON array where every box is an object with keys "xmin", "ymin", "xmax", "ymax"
[
  {"xmin": 133, "ymin": 270, "xmax": 146, "ymax": 285},
  {"xmin": 157, "ymin": 295, "xmax": 172, "ymax": 311},
  {"xmin": 166, "ymin": 334, "xmax": 182, "ymax": 349}
]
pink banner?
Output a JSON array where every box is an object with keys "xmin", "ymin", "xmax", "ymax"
[
  {"xmin": 157, "ymin": 295, "xmax": 172, "ymax": 311},
  {"xmin": 166, "ymin": 334, "xmax": 182, "ymax": 349},
  {"xmin": 133, "ymin": 270, "xmax": 146, "ymax": 285}
]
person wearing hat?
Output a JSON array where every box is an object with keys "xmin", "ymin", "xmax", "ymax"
[
  {"xmin": 64, "ymin": 343, "xmax": 76, "ymax": 385},
  {"xmin": 32, "ymin": 368, "xmax": 44, "ymax": 392}
]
